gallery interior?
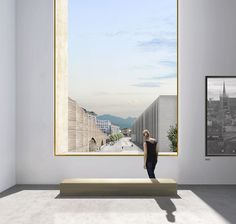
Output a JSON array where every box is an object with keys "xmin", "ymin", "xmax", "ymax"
[{"xmin": 1, "ymin": 0, "xmax": 236, "ymax": 223}]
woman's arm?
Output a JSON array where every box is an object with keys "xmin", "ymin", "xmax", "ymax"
[
  {"xmin": 156, "ymin": 142, "xmax": 159, "ymax": 160},
  {"xmin": 143, "ymin": 142, "xmax": 147, "ymax": 169}
]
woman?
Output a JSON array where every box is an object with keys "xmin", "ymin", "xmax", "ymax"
[{"xmin": 143, "ymin": 129, "xmax": 158, "ymax": 179}]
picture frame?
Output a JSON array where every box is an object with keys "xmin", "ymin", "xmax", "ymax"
[{"xmin": 206, "ymin": 76, "xmax": 236, "ymax": 156}]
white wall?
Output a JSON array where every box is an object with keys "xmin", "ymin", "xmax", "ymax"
[
  {"xmin": 16, "ymin": 0, "xmax": 178, "ymax": 184},
  {"xmin": 178, "ymin": 0, "xmax": 236, "ymax": 184},
  {"xmin": 0, "ymin": 0, "xmax": 16, "ymax": 192},
  {"xmin": 16, "ymin": 0, "xmax": 236, "ymax": 185}
]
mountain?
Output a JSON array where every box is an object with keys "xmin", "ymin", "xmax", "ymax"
[{"xmin": 97, "ymin": 114, "xmax": 136, "ymax": 129}]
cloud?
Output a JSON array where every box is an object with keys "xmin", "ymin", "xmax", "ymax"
[
  {"xmin": 105, "ymin": 30, "xmax": 129, "ymax": 37},
  {"xmin": 104, "ymin": 29, "xmax": 159, "ymax": 38},
  {"xmin": 132, "ymin": 82, "xmax": 161, "ymax": 88},
  {"xmin": 127, "ymin": 99, "xmax": 140, "ymax": 105},
  {"xmin": 128, "ymin": 64, "xmax": 159, "ymax": 71},
  {"xmin": 138, "ymin": 38, "xmax": 176, "ymax": 51},
  {"xmin": 133, "ymin": 31, "xmax": 157, "ymax": 37},
  {"xmin": 139, "ymin": 73, "xmax": 176, "ymax": 80},
  {"xmin": 160, "ymin": 60, "xmax": 176, "ymax": 67},
  {"xmin": 151, "ymin": 74, "xmax": 176, "ymax": 80},
  {"xmin": 92, "ymin": 91, "xmax": 110, "ymax": 96},
  {"xmin": 93, "ymin": 91, "xmax": 151, "ymax": 96},
  {"xmin": 112, "ymin": 91, "xmax": 150, "ymax": 95}
]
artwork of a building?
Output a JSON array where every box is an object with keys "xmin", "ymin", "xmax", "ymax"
[
  {"xmin": 131, "ymin": 95, "xmax": 177, "ymax": 152},
  {"xmin": 207, "ymin": 81, "xmax": 236, "ymax": 155}
]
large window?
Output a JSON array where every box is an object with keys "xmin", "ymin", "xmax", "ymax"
[{"xmin": 55, "ymin": 0, "xmax": 178, "ymax": 155}]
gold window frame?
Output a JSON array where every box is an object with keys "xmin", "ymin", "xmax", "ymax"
[{"xmin": 54, "ymin": 0, "xmax": 179, "ymax": 156}]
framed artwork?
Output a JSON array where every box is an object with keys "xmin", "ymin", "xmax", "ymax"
[
  {"xmin": 54, "ymin": 0, "xmax": 178, "ymax": 156},
  {"xmin": 206, "ymin": 76, "xmax": 236, "ymax": 156}
]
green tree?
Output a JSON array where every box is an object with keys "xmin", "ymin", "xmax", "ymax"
[
  {"xmin": 109, "ymin": 133, "xmax": 124, "ymax": 142},
  {"xmin": 109, "ymin": 134, "xmax": 115, "ymax": 142},
  {"xmin": 167, "ymin": 124, "xmax": 177, "ymax": 152}
]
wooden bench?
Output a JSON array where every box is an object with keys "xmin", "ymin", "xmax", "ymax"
[{"xmin": 60, "ymin": 178, "xmax": 177, "ymax": 196}]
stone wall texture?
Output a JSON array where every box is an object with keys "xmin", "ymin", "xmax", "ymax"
[{"xmin": 68, "ymin": 98, "xmax": 107, "ymax": 152}]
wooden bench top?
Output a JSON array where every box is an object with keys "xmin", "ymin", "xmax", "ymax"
[{"xmin": 61, "ymin": 178, "xmax": 176, "ymax": 184}]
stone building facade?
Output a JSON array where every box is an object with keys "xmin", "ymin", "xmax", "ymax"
[{"xmin": 68, "ymin": 97, "xmax": 107, "ymax": 152}]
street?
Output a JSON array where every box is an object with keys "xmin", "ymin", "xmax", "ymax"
[{"xmin": 99, "ymin": 137, "xmax": 143, "ymax": 153}]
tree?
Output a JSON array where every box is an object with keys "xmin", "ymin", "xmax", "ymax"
[
  {"xmin": 167, "ymin": 124, "xmax": 177, "ymax": 152},
  {"xmin": 109, "ymin": 133, "xmax": 124, "ymax": 143}
]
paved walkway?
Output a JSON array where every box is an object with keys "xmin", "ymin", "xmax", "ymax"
[{"xmin": 99, "ymin": 137, "xmax": 143, "ymax": 153}]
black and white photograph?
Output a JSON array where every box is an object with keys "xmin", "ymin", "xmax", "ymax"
[{"xmin": 206, "ymin": 76, "xmax": 236, "ymax": 156}]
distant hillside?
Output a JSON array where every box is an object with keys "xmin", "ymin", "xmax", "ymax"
[{"xmin": 97, "ymin": 114, "xmax": 136, "ymax": 129}]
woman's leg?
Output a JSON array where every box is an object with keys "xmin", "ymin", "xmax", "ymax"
[
  {"xmin": 152, "ymin": 161, "xmax": 157, "ymax": 179},
  {"xmin": 146, "ymin": 161, "xmax": 156, "ymax": 178}
]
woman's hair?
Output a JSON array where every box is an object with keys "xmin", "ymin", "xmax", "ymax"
[{"xmin": 142, "ymin": 129, "xmax": 150, "ymax": 139}]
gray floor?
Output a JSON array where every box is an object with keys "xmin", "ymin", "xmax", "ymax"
[{"xmin": 0, "ymin": 185, "xmax": 236, "ymax": 224}]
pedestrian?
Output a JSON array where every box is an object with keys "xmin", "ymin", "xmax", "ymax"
[{"xmin": 143, "ymin": 129, "xmax": 158, "ymax": 179}]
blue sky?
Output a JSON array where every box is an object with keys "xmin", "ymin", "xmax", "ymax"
[{"xmin": 68, "ymin": 0, "xmax": 177, "ymax": 118}]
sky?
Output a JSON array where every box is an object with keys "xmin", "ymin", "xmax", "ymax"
[
  {"xmin": 68, "ymin": 0, "xmax": 177, "ymax": 118},
  {"xmin": 208, "ymin": 78, "xmax": 236, "ymax": 100}
]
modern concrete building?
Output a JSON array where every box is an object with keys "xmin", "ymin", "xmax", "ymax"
[{"xmin": 131, "ymin": 95, "xmax": 177, "ymax": 152}]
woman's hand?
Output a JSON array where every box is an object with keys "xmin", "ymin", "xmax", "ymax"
[{"xmin": 143, "ymin": 142, "xmax": 147, "ymax": 170}]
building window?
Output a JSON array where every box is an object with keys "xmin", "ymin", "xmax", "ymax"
[{"xmin": 54, "ymin": 0, "xmax": 178, "ymax": 155}]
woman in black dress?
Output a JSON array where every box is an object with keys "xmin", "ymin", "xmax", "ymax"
[{"xmin": 143, "ymin": 129, "xmax": 158, "ymax": 179}]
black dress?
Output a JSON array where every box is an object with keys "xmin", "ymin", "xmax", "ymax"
[{"xmin": 146, "ymin": 140, "xmax": 158, "ymax": 178}]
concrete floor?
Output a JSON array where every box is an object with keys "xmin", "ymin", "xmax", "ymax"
[{"xmin": 0, "ymin": 185, "xmax": 236, "ymax": 224}]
